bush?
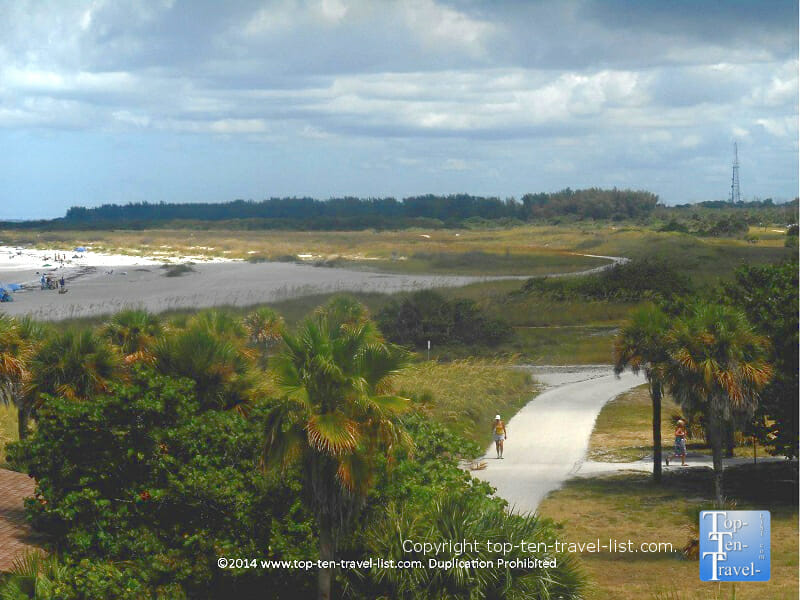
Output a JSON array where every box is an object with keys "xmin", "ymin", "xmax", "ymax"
[
  {"xmin": 520, "ymin": 258, "xmax": 691, "ymax": 302},
  {"xmin": 377, "ymin": 290, "xmax": 512, "ymax": 348},
  {"xmin": 7, "ymin": 368, "xmax": 316, "ymax": 599},
  {"xmin": 344, "ymin": 414, "xmax": 586, "ymax": 599},
  {"xmin": 161, "ymin": 263, "xmax": 196, "ymax": 277}
]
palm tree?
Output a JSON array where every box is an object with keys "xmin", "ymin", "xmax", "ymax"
[
  {"xmin": 0, "ymin": 550, "xmax": 67, "ymax": 599},
  {"xmin": 243, "ymin": 307, "xmax": 284, "ymax": 364},
  {"xmin": 152, "ymin": 318, "xmax": 253, "ymax": 412},
  {"xmin": 613, "ymin": 303, "xmax": 671, "ymax": 481},
  {"xmin": 0, "ymin": 314, "xmax": 32, "ymax": 440},
  {"xmin": 263, "ymin": 297, "xmax": 412, "ymax": 600},
  {"xmin": 102, "ymin": 309, "xmax": 163, "ymax": 364},
  {"xmin": 665, "ymin": 303, "xmax": 771, "ymax": 506},
  {"xmin": 29, "ymin": 328, "xmax": 123, "ymax": 402}
]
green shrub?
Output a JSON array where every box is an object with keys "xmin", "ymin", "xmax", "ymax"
[
  {"xmin": 377, "ymin": 290, "xmax": 512, "ymax": 348},
  {"xmin": 161, "ymin": 263, "xmax": 196, "ymax": 277},
  {"xmin": 7, "ymin": 368, "xmax": 316, "ymax": 599},
  {"xmin": 521, "ymin": 258, "xmax": 692, "ymax": 302},
  {"xmin": 344, "ymin": 414, "xmax": 585, "ymax": 599}
]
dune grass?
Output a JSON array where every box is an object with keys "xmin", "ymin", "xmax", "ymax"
[
  {"xmin": 3, "ymin": 223, "xmax": 792, "ymax": 281},
  {"xmin": 538, "ymin": 464, "xmax": 798, "ymax": 600},
  {"xmin": 394, "ymin": 358, "xmax": 537, "ymax": 446}
]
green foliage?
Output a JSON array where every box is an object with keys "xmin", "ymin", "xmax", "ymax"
[
  {"xmin": 522, "ymin": 187, "xmax": 658, "ymax": 220},
  {"xmin": 521, "ymin": 258, "xmax": 692, "ymax": 302},
  {"xmin": 102, "ymin": 309, "xmax": 162, "ymax": 360},
  {"xmin": 4, "ymin": 189, "xmax": 660, "ymax": 231},
  {"xmin": 377, "ymin": 290, "xmax": 512, "ymax": 348},
  {"xmin": 346, "ymin": 415, "xmax": 585, "ymax": 600},
  {"xmin": 7, "ymin": 368, "xmax": 316, "ymax": 599},
  {"xmin": 663, "ymin": 302, "xmax": 772, "ymax": 505},
  {"xmin": 29, "ymin": 328, "xmax": 122, "ymax": 402},
  {"xmin": 723, "ymin": 258, "xmax": 799, "ymax": 457},
  {"xmin": 152, "ymin": 315, "xmax": 253, "ymax": 411}
]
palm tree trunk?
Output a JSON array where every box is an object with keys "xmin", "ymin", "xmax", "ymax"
[
  {"xmin": 317, "ymin": 526, "xmax": 334, "ymax": 600},
  {"xmin": 724, "ymin": 421, "xmax": 735, "ymax": 458},
  {"xmin": 651, "ymin": 380, "xmax": 662, "ymax": 482},
  {"xmin": 17, "ymin": 406, "xmax": 28, "ymax": 440},
  {"xmin": 707, "ymin": 409, "xmax": 725, "ymax": 507}
]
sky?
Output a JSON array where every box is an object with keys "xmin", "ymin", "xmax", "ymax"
[{"xmin": 1, "ymin": 0, "xmax": 798, "ymax": 219}]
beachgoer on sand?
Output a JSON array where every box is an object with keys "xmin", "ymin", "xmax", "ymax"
[
  {"xmin": 666, "ymin": 418, "xmax": 687, "ymax": 467},
  {"xmin": 493, "ymin": 415, "xmax": 507, "ymax": 459}
]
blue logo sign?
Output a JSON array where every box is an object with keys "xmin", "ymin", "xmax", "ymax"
[{"xmin": 699, "ymin": 510, "xmax": 770, "ymax": 581}]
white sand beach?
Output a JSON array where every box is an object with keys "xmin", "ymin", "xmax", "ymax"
[
  {"xmin": 0, "ymin": 251, "xmax": 485, "ymax": 320},
  {"xmin": 0, "ymin": 246, "xmax": 624, "ymax": 321}
]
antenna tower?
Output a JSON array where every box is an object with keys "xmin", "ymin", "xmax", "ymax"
[{"xmin": 729, "ymin": 142, "xmax": 741, "ymax": 203}]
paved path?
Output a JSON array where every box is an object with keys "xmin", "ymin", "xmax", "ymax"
[
  {"xmin": 0, "ymin": 468, "xmax": 41, "ymax": 571},
  {"xmin": 576, "ymin": 455, "xmax": 788, "ymax": 477},
  {"xmin": 472, "ymin": 366, "xmax": 645, "ymax": 513}
]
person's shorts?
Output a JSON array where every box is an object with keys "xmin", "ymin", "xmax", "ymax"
[
  {"xmin": 674, "ymin": 437, "xmax": 686, "ymax": 455},
  {"xmin": 493, "ymin": 434, "xmax": 505, "ymax": 442}
]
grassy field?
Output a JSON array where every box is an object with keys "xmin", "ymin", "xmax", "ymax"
[
  {"xmin": 538, "ymin": 466, "xmax": 798, "ymax": 600},
  {"xmin": 539, "ymin": 385, "xmax": 798, "ymax": 599},
  {"xmin": 1, "ymin": 224, "xmax": 792, "ymax": 281},
  {"xmin": 393, "ymin": 358, "xmax": 537, "ymax": 446},
  {"xmin": 589, "ymin": 385, "xmax": 764, "ymax": 462}
]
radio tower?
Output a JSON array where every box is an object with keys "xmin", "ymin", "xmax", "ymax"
[{"xmin": 729, "ymin": 142, "xmax": 741, "ymax": 203}]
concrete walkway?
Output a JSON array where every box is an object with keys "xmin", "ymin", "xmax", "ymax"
[
  {"xmin": 576, "ymin": 454, "xmax": 788, "ymax": 477},
  {"xmin": 472, "ymin": 366, "xmax": 645, "ymax": 513},
  {"xmin": 0, "ymin": 468, "xmax": 41, "ymax": 571}
]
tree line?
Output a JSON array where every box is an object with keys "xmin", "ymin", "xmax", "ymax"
[{"xmin": 0, "ymin": 189, "xmax": 660, "ymax": 231}]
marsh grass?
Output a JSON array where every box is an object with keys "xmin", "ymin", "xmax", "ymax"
[{"xmin": 394, "ymin": 358, "xmax": 537, "ymax": 446}]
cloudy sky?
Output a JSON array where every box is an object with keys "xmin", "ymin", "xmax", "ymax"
[{"xmin": 1, "ymin": 0, "xmax": 797, "ymax": 219}]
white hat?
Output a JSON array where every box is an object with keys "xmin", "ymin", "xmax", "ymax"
[{"xmin": 495, "ymin": 414, "xmax": 501, "ymax": 420}]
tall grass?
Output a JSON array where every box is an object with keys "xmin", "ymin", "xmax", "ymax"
[
  {"xmin": 394, "ymin": 358, "xmax": 536, "ymax": 445},
  {"xmin": 0, "ymin": 403, "xmax": 18, "ymax": 464}
]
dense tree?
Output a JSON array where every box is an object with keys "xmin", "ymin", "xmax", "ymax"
[
  {"xmin": 614, "ymin": 304, "xmax": 671, "ymax": 482},
  {"xmin": 8, "ymin": 369, "xmax": 316, "ymax": 599},
  {"xmin": 263, "ymin": 297, "xmax": 412, "ymax": 600},
  {"xmin": 664, "ymin": 303, "xmax": 772, "ymax": 505},
  {"xmin": 723, "ymin": 259, "xmax": 799, "ymax": 458}
]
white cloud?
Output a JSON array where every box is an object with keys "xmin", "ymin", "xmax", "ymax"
[{"xmin": 756, "ymin": 116, "xmax": 797, "ymax": 138}]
